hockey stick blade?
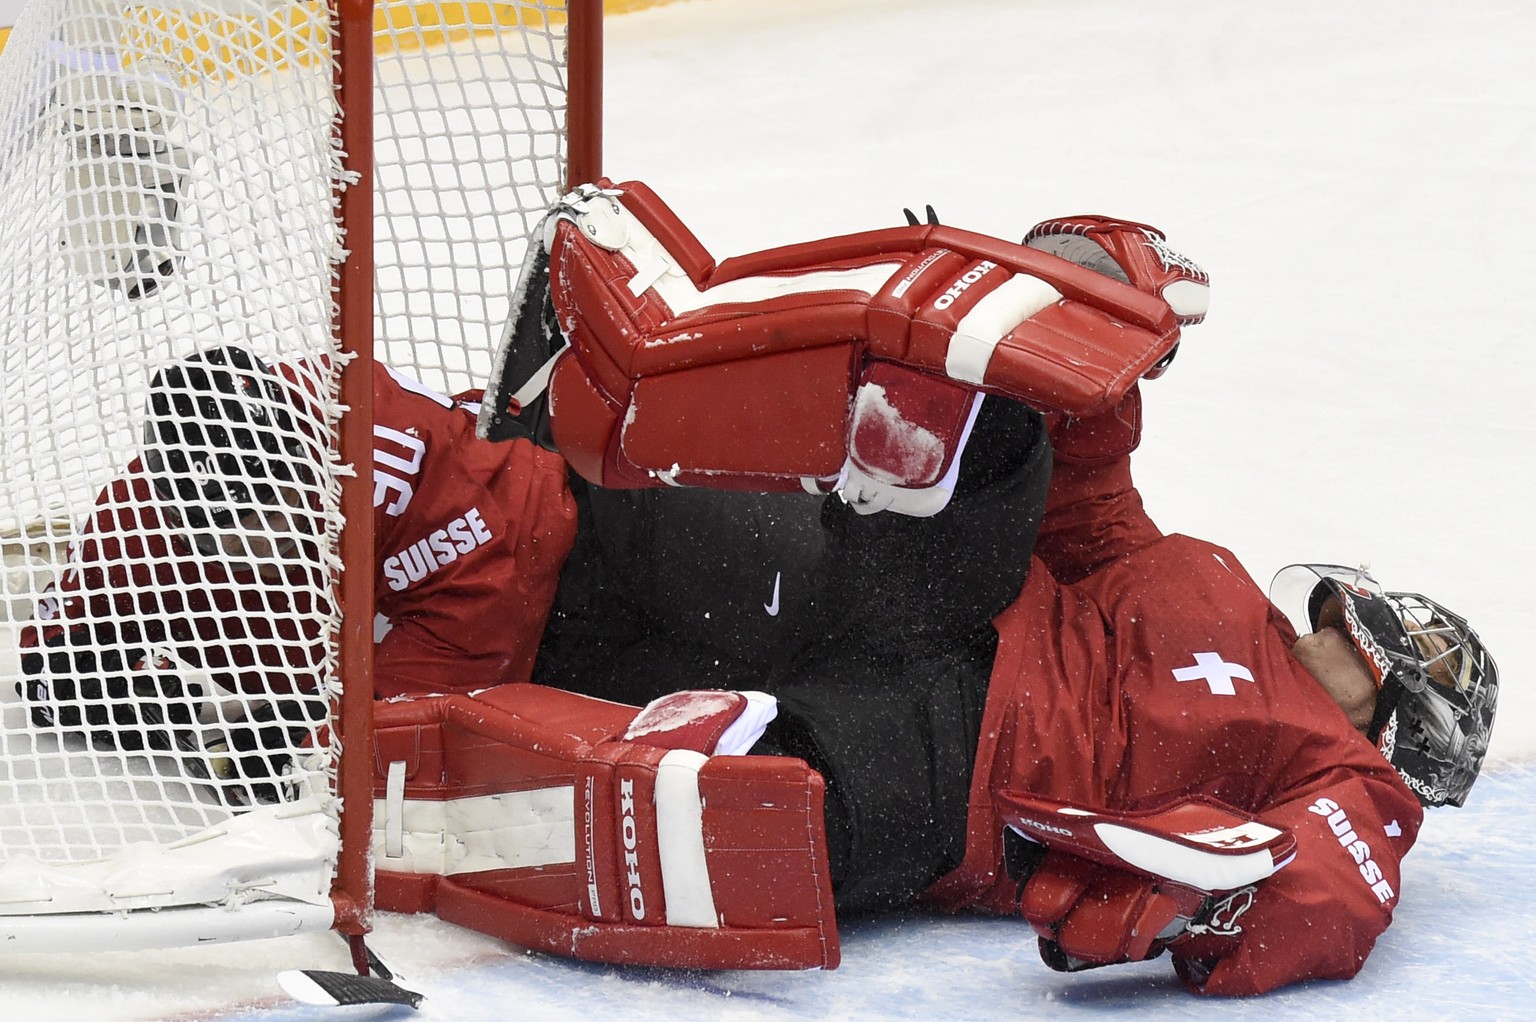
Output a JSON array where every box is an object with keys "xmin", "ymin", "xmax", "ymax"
[
  {"xmin": 278, "ymin": 968, "xmax": 425, "ymax": 1009},
  {"xmin": 996, "ymin": 790, "xmax": 1298, "ymax": 892}
]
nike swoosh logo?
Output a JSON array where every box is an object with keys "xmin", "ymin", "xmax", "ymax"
[{"xmin": 764, "ymin": 571, "xmax": 782, "ymax": 616}]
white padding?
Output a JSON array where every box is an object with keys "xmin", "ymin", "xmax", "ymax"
[
  {"xmin": 714, "ymin": 691, "xmax": 778, "ymax": 756},
  {"xmin": 654, "ymin": 749, "xmax": 718, "ymax": 928},
  {"xmin": 385, "ymin": 760, "xmax": 407, "ymax": 859},
  {"xmin": 1162, "ymin": 277, "xmax": 1211, "ymax": 319},
  {"xmin": 372, "ymin": 786, "xmax": 575, "ymax": 876},
  {"xmin": 576, "ymin": 197, "xmax": 903, "ymax": 316},
  {"xmin": 0, "ymin": 899, "xmax": 334, "ymax": 954},
  {"xmin": 664, "ymin": 263, "xmax": 904, "ymax": 314},
  {"xmin": 1094, "ymin": 822, "xmax": 1284, "ymax": 891},
  {"xmin": 0, "ymin": 797, "xmax": 338, "ymax": 918},
  {"xmin": 945, "ymin": 273, "xmax": 1062, "ymax": 384}
]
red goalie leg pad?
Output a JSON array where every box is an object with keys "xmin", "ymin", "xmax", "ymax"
[
  {"xmin": 371, "ymin": 684, "xmax": 839, "ymax": 971},
  {"xmin": 546, "ymin": 179, "xmax": 889, "ymax": 389},
  {"xmin": 566, "ymin": 741, "xmax": 838, "ymax": 970},
  {"xmin": 545, "ymin": 189, "xmax": 862, "ymax": 488},
  {"xmin": 547, "ymin": 337, "xmax": 854, "ymax": 489},
  {"xmin": 544, "ymin": 179, "xmax": 913, "ymax": 490},
  {"xmin": 545, "ymin": 179, "xmax": 1193, "ymax": 492},
  {"xmin": 616, "ymin": 342, "xmax": 856, "ymax": 484},
  {"xmin": 371, "ymin": 686, "xmax": 634, "ymax": 915},
  {"xmin": 544, "ymin": 349, "xmax": 637, "ymax": 488}
]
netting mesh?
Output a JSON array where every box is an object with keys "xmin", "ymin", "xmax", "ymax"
[
  {"xmin": 0, "ymin": 0, "xmax": 574, "ymax": 925},
  {"xmin": 374, "ymin": 3, "xmax": 569, "ymax": 395}
]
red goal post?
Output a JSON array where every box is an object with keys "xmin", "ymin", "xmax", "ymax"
[
  {"xmin": 331, "ymin": 0, "xmax": 602, "ymax": 943},
  {"xmin": 0, "ymin": 0, "xmax": 602, "ymax": 952}
]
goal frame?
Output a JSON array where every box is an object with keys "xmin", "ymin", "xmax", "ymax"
[
  {"xmin": 332, "ymin": 0, "xmax": 604, "ymax": 942},
  {"xmin": 0, "ymin": 0, "xmax": 604, "ymax": 953}
]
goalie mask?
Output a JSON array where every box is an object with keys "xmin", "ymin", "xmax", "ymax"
[
  {"xmin": 1270, "ymin": 564, "xmax": 1498, "ymax": 808},
  {"xmin": 141, "ymin": 346, "xmax": 316, "ymax": 560}
]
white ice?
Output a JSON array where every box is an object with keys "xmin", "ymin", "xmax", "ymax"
[{"xmin": 1, "ymin": 0, "xmax": 1532, "ymax": 1018}]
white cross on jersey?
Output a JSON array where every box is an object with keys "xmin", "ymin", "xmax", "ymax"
[{"xmin": 1172, "ymin": 651, "xmax": 1255, "ymax": 696}]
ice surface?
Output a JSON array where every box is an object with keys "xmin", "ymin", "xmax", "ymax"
[
  {"xmin": 1, "ymin": 0, "xmax": 1532, "ymax": 1017},
  {"xmin": 4, "ymin": 768, "xmax": 1531, "ymax": 1020}
]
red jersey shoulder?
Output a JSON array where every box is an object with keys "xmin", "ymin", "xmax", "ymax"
[
  {"xmin": 370, "ymin": 363, "xmax": 474, "ymax": 521},
  {"xmin": 367, "ymin": 362, "xmax": 575, "ymax": 603},
  {"xmin": 1079, "ymin": 535, "xmax": 1348, "ymax": 712},
  {"xmin": 1078, "ymin": 536, "xmax": 1277, "ymax": 688}
]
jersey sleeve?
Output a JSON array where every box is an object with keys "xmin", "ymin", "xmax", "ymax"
[
  {"xmin": 21, "ymin": 471, "xmax": 164, "ymax": 650},
  {"xmin": 1172, "ymin": 761, "xmax": 1423, "ymax": 995},
  {"xmin": 371, "ymin": 440, "xmax": 576, "ymax": 698},
  {"xmin": 1159, "ymin": 593, "xmax": 1426, "ymax": 994},
  {"xmin": 1034, "ymin": 388, "xmax": 1164, "ymax": 584}
]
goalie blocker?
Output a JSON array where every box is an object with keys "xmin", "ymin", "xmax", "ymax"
[{"xmin": 371, "ymin": 685, "xmax": 839, "ymax": 970}]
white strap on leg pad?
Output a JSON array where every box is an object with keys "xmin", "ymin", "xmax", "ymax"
[{"xmin": 653, "ymin": 749, "xmax": 716, "ymax": 927}]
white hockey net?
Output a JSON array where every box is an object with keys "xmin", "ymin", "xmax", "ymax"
[{"xmin": 0, "ymin": 0, "xmax": 589, "ymax": 949}]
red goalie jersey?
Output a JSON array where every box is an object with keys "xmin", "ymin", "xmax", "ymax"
[
  {"xmin": 924, "ymin": 392, "xmax": 1426, "ymax": 995},
  {"xmin": 20, "ymin": 360, "xmax": 577, "ymax": 700}
]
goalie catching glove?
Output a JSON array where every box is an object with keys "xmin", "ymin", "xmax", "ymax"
[
  {"xmin": 999, "ymin": 792, "xmax": 1293, "ymax": 978},
  {"xmin": 480, "ymin": 180, "xmax": 1208, "ymax": 515}
]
